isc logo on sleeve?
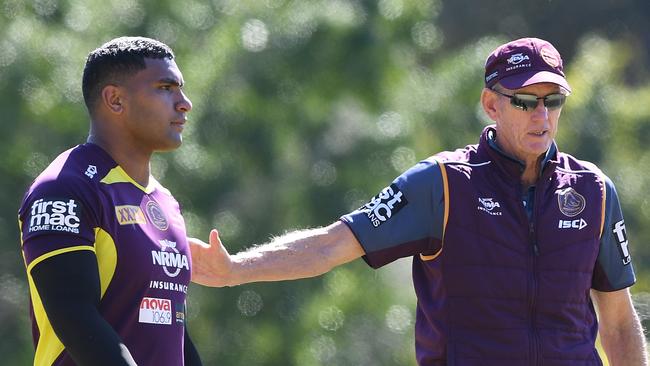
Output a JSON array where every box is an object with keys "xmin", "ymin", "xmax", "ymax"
[
  {"xmin": 28, "ymin": 198, "xmax": 81, "ymax": 234},
  {"xmin": 139, "ymin": 297, "xmax": 172, "ymax": 325},
  {"xmin": 360, "ymin": 184, "xmax": 408, "ymax": 228}
]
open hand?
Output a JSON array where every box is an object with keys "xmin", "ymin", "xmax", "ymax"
[{"xmin": 188, "ymin": 229, "xmax": 234, "ymax": 287}]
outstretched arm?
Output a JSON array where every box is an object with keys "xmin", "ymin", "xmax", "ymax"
[
  {"xmin": 591, "ymin": 288, "xmax": 648, "ymax": 366},
  {"xmin": 189, "ymin": 220, "xmax": 365, "ymax": 287}
]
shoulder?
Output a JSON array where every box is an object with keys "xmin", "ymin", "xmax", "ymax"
[
  {"xmin": 555, "ymin": 152, "xmax": 605, "ymax": 176},
  {"xmin": 430, "ymin": 143, "xmax": 491, "ymax": 181},
  {"xmin": 555, "ymin": 152, "xmax": 620, "ymax": 198},
  {"xmin": 555, "ymin": 152, "xmax": 608, "ymax": 182},
  {"xmin": 396, "ymin": 158, "xmax": 445, "ymax": 189},
  {"xmin": 432, "ymin": 143, "xmax": 480, "ymax": 165},
  {"xmin": 24, "ymin": 146, "xmax": 90, "ymax": 195},
  {"xmin": 19, "ymin": 145, "xmax": 110, "ymax": 215}
]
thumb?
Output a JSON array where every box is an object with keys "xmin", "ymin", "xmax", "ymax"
[
  {"xmin": 209, "ymin": 229, "xmax": 220, "ymax": 247},
  {"xmin": 209, "ymin": 229, "xmax": 229, "ymax": 255}
]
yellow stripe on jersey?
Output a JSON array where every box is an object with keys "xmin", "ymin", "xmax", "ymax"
[
  {"xmin": 18, "ymin": 216, "xmax": 24, "ymax": 249},
  {"xmin": 421, "ymin": 158, "xmax": 449, "ymax": 261},
  {"xmin": 22, "ymin": 228, "xmax": 118, "ymax": 366},
  {"xmin": 95, "ymin": 228, "xmax": 118, "ymax": 296},
  {"xmin": 27, "ymin": 246, "xmax": 96, "ymax": 275},
  {"xmin": 27, "ymin": 246, "xmax": 95, "ymax": 366},
  {"xmin": 100, "ymin": 165, "xmax": 156, "ymax": 194}
]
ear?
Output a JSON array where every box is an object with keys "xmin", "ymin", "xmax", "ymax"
[
  {"xmin": 480, "ymin": 88, "xmax": 499, "ymax": 121},
  {"xmin": 100, "ymin": 85, "xmax": 124, "ymax": 114}
]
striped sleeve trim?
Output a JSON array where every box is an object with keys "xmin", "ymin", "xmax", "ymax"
[{"xmin": 421, "ymin": 157, "xmax": 449, "ymax": 261}]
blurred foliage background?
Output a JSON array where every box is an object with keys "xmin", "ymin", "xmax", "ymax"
[{"xmin": 1, "ymin": 0, "xmax": 650, "ymax": 365}]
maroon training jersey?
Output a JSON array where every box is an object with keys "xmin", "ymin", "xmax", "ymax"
[{"xmin": 18, "ymin": 143, "xmax": 191, "ymax": 365}]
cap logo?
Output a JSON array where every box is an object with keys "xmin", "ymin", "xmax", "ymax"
[
  {"xmin": 506, "ymin": 53, "xmax": 530, "ymax": 65},
  {"xmin": 540, "ymin": 47, "xmax": 560, "ymax": 68},
  {"xmin": 485, "ymin": 71, "xmax": 498, "ymax": 83}
]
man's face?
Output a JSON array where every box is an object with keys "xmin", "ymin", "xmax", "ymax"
[
  {"xmin": 490, "ymin": 82, "xmax": 564, "ymax": 163},
  {"xmin": 120, "ymin": 58, "xmax": 192, "ymax": 152}
]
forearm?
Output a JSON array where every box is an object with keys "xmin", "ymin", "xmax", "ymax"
[
  {"xmin": 601, "ymin": 311, "xmax": 648, "ymax": 366},
  {"xmin": 47, "ymin": 304, "xmax": 136, "ymax": 366},
  {"xmin": 229, "ymin": 222, "xmax": 363, "ymax": 285}
]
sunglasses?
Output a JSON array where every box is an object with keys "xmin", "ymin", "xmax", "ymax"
[{"xmin": 491, "ymin": 89, "xmax": 567, "ymax": 111}]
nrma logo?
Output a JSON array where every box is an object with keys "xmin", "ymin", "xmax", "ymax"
[
  {"xmin": 507, "ymin": 53, "xmax": 530, "ymax": 65},
  {"xmin": 28, "ymin": 198, "xmax": 80, "ymax": 234},
  {"xmin": 152, "ymin": 240, "xmax": 189, "ymax": 278},
  {"xmin": 478, "ymin": 197, "xmax": 502, "ymax": 216}
]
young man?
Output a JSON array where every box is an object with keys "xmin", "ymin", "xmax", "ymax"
[
  {"xmin": 190, "ymin": 38, "xmax": 648, "ymax": 365},
  {"xmin": 18, "ymin": 37, "xmax": 201, "ymax": 365}
]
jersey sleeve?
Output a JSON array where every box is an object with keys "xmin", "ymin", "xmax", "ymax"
[
  {"xmin": 340, "ymin": 159, "xmax": 445, "ymax": 268},
  {"xmin": 19, "ymin": 175, "xmax": 100, "ymax": 271},
  {"xmin": 592, "ymin": 176, "xmax": 636, "ymax": 291}
]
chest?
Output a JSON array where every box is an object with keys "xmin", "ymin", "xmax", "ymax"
[
  {"xmin": 443, "ymin": 164, "xmax": 604, "ymax": 261},
  {"xmin": 100, "ymin": 186, "xmax": 191, "ymax": 287}
]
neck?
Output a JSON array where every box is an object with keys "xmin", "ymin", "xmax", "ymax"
[
  {"xmin": 88, "ymin": 127, "xmax": 152, "ymax": 187},
  {"xmin": 520, "ymin": 156, "xmax": 542, "ymax": 189}
]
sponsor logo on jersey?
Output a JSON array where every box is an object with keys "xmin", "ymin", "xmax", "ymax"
[
  {"xmin": 612, "ymin": 220, "xmax": 631, "ymax": 265},
  {"xmin": 175, "ymin": 302, "xmax": 185, "ymax": 324},
  {"xmin": 359, "ymin": 184, "xmax": 408, "ymax": 228},
  {"xmin": 28, "ymin": 198, "xmax": 81, "ymax": 234},
  {"xmin": 139, "ymin": 297, "xmax": 172, "ymax": 325},
  {"xmin": 149, "ymin": 280, "xmax": 188, "ymax": 293},
  {"xmin": 84, "ymin": 165, "xmax": 97, "ymax": 179},
  {"xmin": 146, "ymin": 200, "xmax": 169, "ymax": 231},
  {"xmin": 556, "ymin": 187, "xmax": 585, "ymax": 217},
  {"xmin": 115, "ymin": 205, "xmax": 147, "ymax": 225},
  {"xmin": 558, "ymin": 218, "xmax": 588, "ymax": 230},
  {"xmin": 152, "ymin": 239, "xmax": 189, "ymax": 278},
  {"xmin": 478, "ymin": 197, "xmax": 502, "ymax": 216}
]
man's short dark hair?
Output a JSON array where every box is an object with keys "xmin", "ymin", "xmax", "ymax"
[{"xmin": 82, "ymin": 36, "xmax": 175, "ymax": 113}]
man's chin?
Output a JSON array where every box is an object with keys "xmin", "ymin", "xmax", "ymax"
[{"xmin": 155, "ymin": 139, "xmax": 183, "ymax": 152}]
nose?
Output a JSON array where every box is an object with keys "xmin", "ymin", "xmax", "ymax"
[
  {"xmin": 530, "ymin": 99, "xmax": 548, "ymax": 121},
  {"xmin": 177, "ymin": 91, "xmax": 192, "ymax": 112}
]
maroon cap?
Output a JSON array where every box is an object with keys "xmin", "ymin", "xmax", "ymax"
[{"xmin": 484, "ymin": 37, "xmax": 571, "ymax": 93}]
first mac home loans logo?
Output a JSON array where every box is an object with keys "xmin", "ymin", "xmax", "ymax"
[
  {"xmin": 28, "ymin": 198, "xmax": 81, "ymax": 234},
  {"xmin": 360, "ymin": 184, "xmax": 408, "ymax": 228}
]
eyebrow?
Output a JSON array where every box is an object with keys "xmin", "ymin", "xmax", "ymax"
[{"xmin": 158, "ymin": 77, "xmax": 184, "ymax": 87}]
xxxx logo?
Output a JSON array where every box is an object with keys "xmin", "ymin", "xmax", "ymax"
[{"xmin": 115, "ymin": 205, "xmax": 147, "ymax": 225}]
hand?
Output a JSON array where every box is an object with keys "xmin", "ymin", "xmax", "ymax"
[{"xmin": 188, "ymin": 229, "xmax": 234, "ymax": 287}]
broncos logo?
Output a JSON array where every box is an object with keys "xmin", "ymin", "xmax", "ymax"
[{"xmin": 556, "ymin": 187, "xmax": 586, "ymax": 217}]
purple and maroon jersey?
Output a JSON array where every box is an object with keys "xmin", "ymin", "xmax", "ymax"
[{"xmin": 18, "ymin": 143, "xmax": 191, "ymax": 366}]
